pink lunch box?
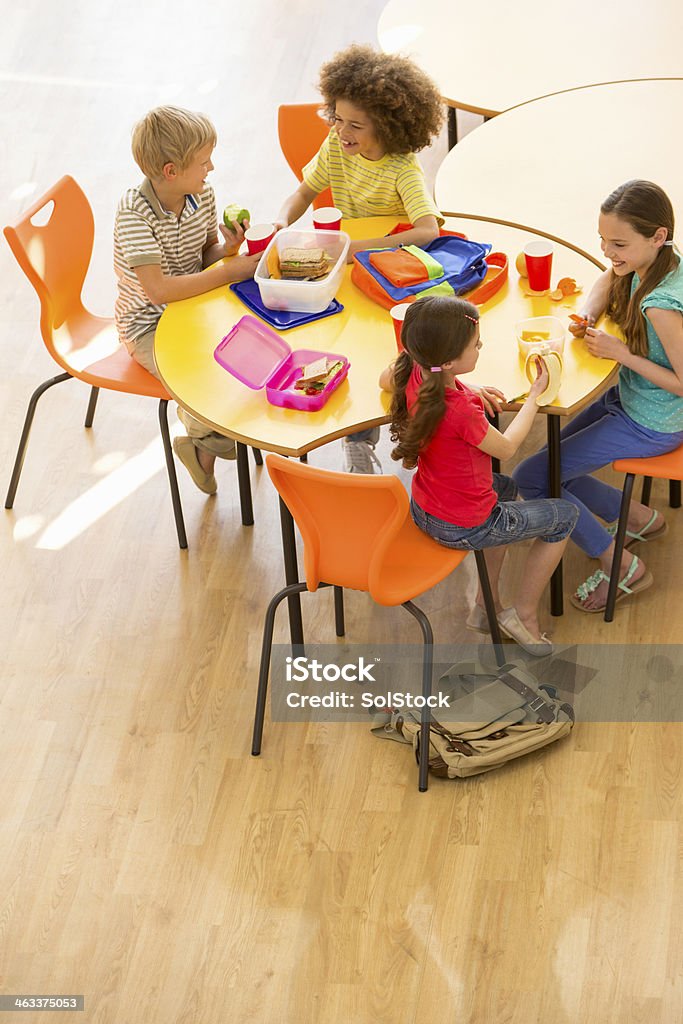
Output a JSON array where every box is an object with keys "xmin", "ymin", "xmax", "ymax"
[{"xmin": 214, "ymin": 315, "xmax": 350, "ymax": 412}]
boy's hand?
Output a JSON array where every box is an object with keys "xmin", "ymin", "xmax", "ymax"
[
  {"xmin": 220, "ymin": 219, "xmax": 249, "ymax": 256},
  {"xmin": 225, "ymin": 251, "xmax": 262, "ymax": 283},
  {"xmin": 528, "ymin": 356, "xmax": 549, "ymax": 397}
]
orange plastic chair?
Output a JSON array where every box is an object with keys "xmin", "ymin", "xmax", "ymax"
[
  {"xmin": 605, "ymin": 446, "xmax": 683, "ymax": 621},
  {"xmin": 252, "ymin": 455, "xmax": 503, "ymax": 791},
  {"xmin": 277, "ymin": 103, "xmax": 334, "ymax": 210},
  {"xmin": 4, "ymin": 175, "xmax": 188, "ymax": 546}
]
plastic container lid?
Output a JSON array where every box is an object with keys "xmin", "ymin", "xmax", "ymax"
[
  {"xmin": 214, "ymin": 315, "xmax": 290, "ymax": 389},
  {"xmin": 229, "ymin": 280, "xmax": 343, "ymax": 330}
]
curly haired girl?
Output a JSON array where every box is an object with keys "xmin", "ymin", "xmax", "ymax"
[
  {"xmin": 381, "ymin": 296, "xmax": 578, "ymax": 656},
  {"xmin": 276, "ymin": 44, "xmax": 445, "ymax": 260}
]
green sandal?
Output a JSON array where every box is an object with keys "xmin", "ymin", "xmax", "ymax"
[
  {"xmin": 570, "ymin": 554, "xmax": 654, "ymax": 613},
  {"xmin": 606, "ymin": 509, "xmax": 668, "ymax": 545}
]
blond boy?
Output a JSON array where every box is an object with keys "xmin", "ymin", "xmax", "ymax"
[{"xmin": 114, "ymin": 105, "xmax": 260, "ymax": 494}]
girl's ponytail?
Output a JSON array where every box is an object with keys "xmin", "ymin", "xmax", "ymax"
[
  {"xmin": 390, "ymin": 365, "xmax": 448, "ymax": 469},
  {"xmin": 387, "ymin": 350, "xmax": 413, "ymax": 443},
  {"xmin": 388, "ymin": 295, "xmax": 479, "ymax": 469}
]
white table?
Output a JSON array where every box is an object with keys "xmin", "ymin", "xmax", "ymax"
[
  {"xmin": 378, "ymin": 0, "xmax": 683, "ymax": 118},
  {"xmin": 434, "ymin": 80, "xmax": 683, "ymax": 265}
]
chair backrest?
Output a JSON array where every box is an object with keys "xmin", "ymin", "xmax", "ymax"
[
  {"xmin": 266, "ymin": 454, "xmax": 410, "ymax": 596},
  {"xmin": 3, "ymin": 175, "xmax": 93, "ymax": 360},
  {"xmin": 277, "ymin": 103, "xmax": 334, "ymax": 210}
]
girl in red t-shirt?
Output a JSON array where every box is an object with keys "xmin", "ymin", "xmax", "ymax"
[{"xmin": 380, "ymin": 295, "xmax": 578, "ymax": 656}]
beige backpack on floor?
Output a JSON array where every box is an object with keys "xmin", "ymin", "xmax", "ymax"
[{"xmin": 370, "ymin": 660, "xmax": 574, "ymax": 779}]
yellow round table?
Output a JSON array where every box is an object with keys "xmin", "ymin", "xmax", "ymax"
[
  {"xmin": 155, "ymin": 219, "xmax": 397, "ymax": 458},
  {"xmin": 435, "ymin": 81, "xmax": 683, "ymax": 263},
  {"xmin": 155, "ymin": 216, "xmax": 618, "ymax": 616}
]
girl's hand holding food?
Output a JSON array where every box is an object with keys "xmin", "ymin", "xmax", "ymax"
[
  {"xmin": 220, "ymin": 219, "xmax": 249, "ymax": 256},
  {"xmin": 568, "ymin": 312, "xmax": 596, "ymax": 338},
  {"xmin": 584, "ymin": 328, "xmax": 624, "ymax": 361},
  {"xmin": 528, "ymin": 356, "xmax": 549, "ymax": 398}
]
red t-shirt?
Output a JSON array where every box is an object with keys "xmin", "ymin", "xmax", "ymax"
[{"xmin": 407, "ymin": 366, "xmax": 497, "ymax": 527}]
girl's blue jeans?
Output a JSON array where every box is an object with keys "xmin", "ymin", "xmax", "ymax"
[
  {"xmin": 513, "ymin": 386, "xmax": 683, "ymax": 558},
  {"xmin": 410, "ymin": 474, "xmax": 577, "ymax": 550}
]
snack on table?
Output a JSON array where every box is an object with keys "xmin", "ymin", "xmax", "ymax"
[
  {"xmin": 299, "ymin": 356, "xmax": 330, "ymax": 382},
  {"xmin": 279, "ymin": 247, "xmax": 331, "ymax": 281},
  {"xmin": 294, "ymin": 358, "xmax": 344, "ymax": 394},
  {"xmin": 549, "ymin": 277, "xmax": 583, "ymax": 301},
  {"xmin": 525, "ymin": 346, "xmax": 563, "ymax": 406},
  {"xmin": 266, "ymin": 246, "xmax": 282, "ymax": 280},
  {"xmin": 557, "ymin": 276, "xmax": 582, "ymax": 296}
]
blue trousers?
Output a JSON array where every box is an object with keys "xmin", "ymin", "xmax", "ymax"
[{"xmin": 513, "ymin": 386, "xmax": 683, "ymax": 557}]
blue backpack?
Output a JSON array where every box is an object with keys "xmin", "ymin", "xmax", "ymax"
[{"xmin": 351, "ymin": 230, "xmax": 508, "ymax": 310}]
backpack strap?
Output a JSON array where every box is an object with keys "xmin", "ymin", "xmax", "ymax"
[
  {"xmin": 497, "ymin": 667, "xmax": 556, "ymax": 724},
  {"xmin": 427, "ymin": 718, "xmax": 478, "ymax": 755},
  {"xmin": 385, "ymin": 222, "xmax": 508, "ymax": 308},
  {"xmin": 467, "ymin": 252, "xmax": 508, "ymax": 306}
]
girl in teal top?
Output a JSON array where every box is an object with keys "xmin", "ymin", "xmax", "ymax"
[{"xmin": 514, "ymin": 180, "xmax": 683, "ymax": 612}]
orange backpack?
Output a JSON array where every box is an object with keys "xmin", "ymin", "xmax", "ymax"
[{"xmin": 351, "ymin": 223, "xmax": 508, "ymax": 310}]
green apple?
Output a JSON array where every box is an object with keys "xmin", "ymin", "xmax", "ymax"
[{"xmin": 223, "ymin": 203, "xmax": 250, "ymax": 232}]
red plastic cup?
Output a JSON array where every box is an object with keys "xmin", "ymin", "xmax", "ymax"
[
  {"xmin": 245, "ymin": 223, "xmax": 275, "ymax": 254},
  {"xmin": 390, "ymin": 302, "xmax": 411, "ymax": 352},
  {"xmin": 312, "ymin": 206, "xmax": 342, "ymax": 230},
  {"xmin": 524, "ymin": 240, "xmax": 554, "ymax": 291}
]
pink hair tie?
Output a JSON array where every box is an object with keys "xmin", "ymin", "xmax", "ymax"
[
  {"xmin": 464, "ymin": 314, "xmax": 478, "ymax": 323},
  {"xmin": 430, "ymin": 366, "xmax": 442, "ymax": 372}
]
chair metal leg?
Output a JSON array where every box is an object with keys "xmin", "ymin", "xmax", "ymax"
[
  {"xmin": 402, "ymin": 600, "xmax": 434, "ymax": 792},
  {"xmin": 279, "ymin": 497, "xmax": 305, "ymax": 648},
  {"xmin": 547, "ymin": 415, "xmax": 564, "ymax": 615},
  {"xmin": 236, "ymin": 442, "xmax": 254, "ymax": 526},
  {"xmin": 447, "ymin": 106, "xmax": 458, "ymax": 149},
  {"xmin": 158, "ymin": 400, "xmax": 188, "ymax": 550},
  {"xmin": 604, "ymin": 473, "xmax": 635, "ymax": 622},
  {"xmin": 84, "ymin": 385, "xmax": 100, "ymax": 428},
  {"xmin": 640, "ymin": 476, "xmax": 652, "ymax": 506},
  {"xmin": 474, "ymin": 550, "xmax": 506, "ymax": 667},
  {"xmin": 252, "ymin": 581, "xmax": 309, "ymax": 756},
  {"xmin": 334, "ymin": 586, "xmax": 345, "ymax": 637},
  {"xmin": 251, "ymin": 447, "xmax": 263, "ymax": 466},
  {"xmin": 488, "ymin": 411, "xmax": 500, "ymax": 475},
  {"xmin": 669, "ymin": 479, "xmax": 681, "ymax": 509},
  {"xmin": 5, "ymin": 371, "xmax": 72, "ymax": 508}
]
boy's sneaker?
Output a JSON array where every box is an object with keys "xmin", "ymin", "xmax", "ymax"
[
  {"xmin": 177, "ymin": 405, "xmax": 236, "ymax": 460},
  {"xmin": 342, "ymin": 429, "xmax": 382, "ymax": 474}
]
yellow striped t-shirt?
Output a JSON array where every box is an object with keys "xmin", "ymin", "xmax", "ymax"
[{"xmin": 303, "ymin": 129, "xmax": 443, "ymax": 225}]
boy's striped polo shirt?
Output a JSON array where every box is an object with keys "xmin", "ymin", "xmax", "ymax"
[{"xmin": 114, "ymin": 178, "xmax": 216, "ymax": 345}]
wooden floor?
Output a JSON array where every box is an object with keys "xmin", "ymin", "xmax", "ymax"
[{"xmin": 1, "ymin": 3, "xmax": 682, "ymax": 1021}]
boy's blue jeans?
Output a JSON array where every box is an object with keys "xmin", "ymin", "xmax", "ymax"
[
  {"xmin": 513, "ymin": 386, "xmax": 683, "ymax": 558},
  {"xmin": 410, "ymin": 474, "xmax": 577, "ymax": 550}
]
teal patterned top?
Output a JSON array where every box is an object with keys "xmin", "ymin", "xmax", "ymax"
[{"xmin": 619, "ymin": 258, "xmax": 683, "ymax": 432}]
